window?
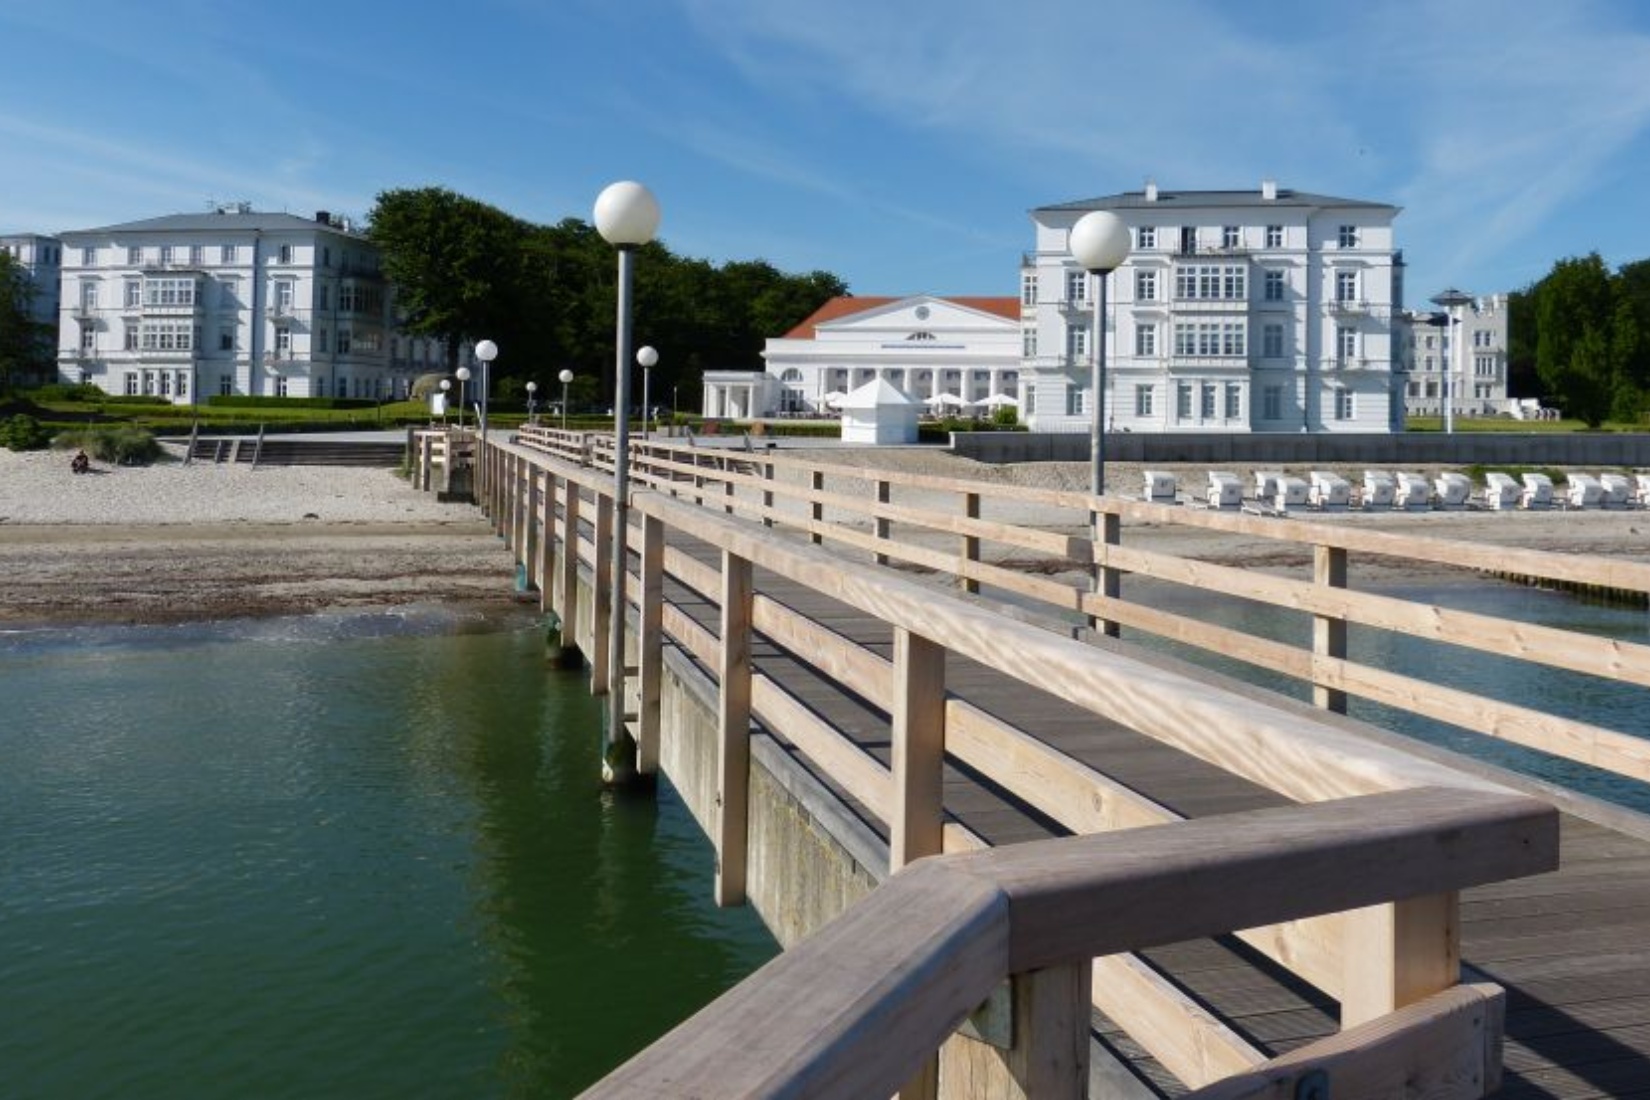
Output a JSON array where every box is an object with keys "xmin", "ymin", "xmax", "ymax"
[
  {"xmin": 318, "ymin": 285, "xmax": 330, "ymax": 310},
  {"xmin": 1174, "ymin": 264, "xmax": 1246, "ymax": 300},
  {"xmin": 81, "ymin": 246, "xmax": 97, "ymax": 266},
  {"xmin": 220, "ymin": 278, "xmax": 241, "ymax": 308},
  {"xmin": 1335, "ymin": 388, "xmax": 1354, "ymax": 420},
  {"xmin": 127, "ymin": 245, "xmax": 143, "ymax": 265},
  {"xmin": 221, "ymin": 244, "xmax": 237, "ymax": 264},
  {"xmin": 1023, "ymin": 328, "xmax": 1037, "ymax": 357},
  {"xmin": 1021, "ymin": 272, "xmax": 1037, "ymax": 306},
  {"xmin": 1263, "ymin": 270, "xmax": 1285, "ymax": 301},
  {"xmin": 190, "ymin": 245, "xmax": 204, "ymax": 266},
  {"xmin": 80, "ymin": 281, "xmax": 98, "ymax": 309},
  {"xmin": 274, "ymin": 281, "xmax": 294, "ymax": 312},
  {"xmin": 1065, "ymin": 387, "xmax": 1083, "ymax": 417},
  {"xmin": 159, "ymin": 372, "xmax": 171, "ymax": 396},
  {"xmin": 275, "ymin": 327, "xmax": 292, "ymax": 355},
  {"xmin": 278, "ymin": 244, "xmax": 294, "ymax": 264},
  {"xmin": 1476, "ymin": 355, "xmax": 1496, "ymax": 376},
  {"xmin": 125, "ymin": 373, "xmax": 139, "ymax": 396},
  {"xmin": 1338, "ymin": 327, "xmax": 1358, "ymax": 361},
  {"xmin": 1135, "ymin": 323, "xmax": 1157, "ymax": 357},
  {"xmin": 1200, "ymin": 383, "xmax": 1216, "ymax": 418},
  {"xmin": 1135, "ymin": 384, "xmax": 1154, "ymax": 417},
  {"xmin": 1263, "ymin": 323, "xmax": 1284, "ymax": 358},
  {"xmin": 1338, "ymin": 225, "xmax": 1358, "ymax": 248},
  {"xmin": 176, "ymin": 372, "xmax": 188, "ymax": 398},
  {"xmin": 1180, "ymin": 226, "xmax": 1197, "ymax": 253},
  {"xmin": 1222, "ymin": 226, "xmax": 1240, "ymax": 249},
  {"xmin": 125, "ymin": 281, "xmax": 141, "ymax": 308},
  {"xmin": 276, "ymin": 376, "xmax": 289, "ymax": 397},
  {"xmin": 1066, "ymin": 270, "xmax": 1087, "ymax": 303},
  {"xmin": 1138, "ymin": 226, "xmax": 1156, "ymax": 250},
  {"xmin": 1263, "ymin": 385, "xmax": 1283, "ymax": 420},
  {"xmin": 1173, "ymin": 322, "xmax": 1246, "ymax": 357},
  {"xmin": 1176, "ymin": 382, "xmax": 1193, "ymax": 419},
  {"xmin": 140, "ymin": 321, "xmax": 193, "ymax": 351},
  {"xmin": 1225, "ymin": 382, "xmax": 1242, "ymax": 419},
  {"xmin": 160, "ymin": 246, "xmax": 174, "ymax": 265},
  {"xmin": 219, "ymin": 327, "xmax": 235, "ymax": 351},
  {"xmin": 1265, "ymin": 225, "xmax": 1283, "ymax": 248},
  {"xmin": 1335, "ymin": 270, "xmax": 1358, "ymax": 302},
  {"xmin": 144, "ymin": 278, "xmax": 196, "ymax": 307},
  {"xmin": 1066, "ymin": 325, "xmax": 1087, "ymax": 359},
  {"xmin": 337, "ymin": 330, "xmax": 351, "ymax": 354},
  {"xmin": 124, "ymin": 324, "xmax": 139, "ymax": 351},
  {"xmin": 337, "ymin": 377, "xmax": 349, "ymax": 398},
  {"xmin": 80, "ymin": 327, "xmax": 96, "ymax": 353},
  {"xmin": 220, "ymin": 374, "xmax": 233, "ymax": 396},
  {"xmin": 316, "ymin": 329, "xmax": 329, "ymax": 353},
  {"xmin": 1135, "ymin": 269, "xmax": 1157, "ymax": 302}
]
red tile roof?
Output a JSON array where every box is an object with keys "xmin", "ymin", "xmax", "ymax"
[{"xmin": 782, "ymin": 296, "xmax": 1020, "ymax": 339}]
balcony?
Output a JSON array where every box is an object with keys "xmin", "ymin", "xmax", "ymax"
[{"xmin": 1328, "ymin": 298, "xmax": 1370, "ymax": 315}]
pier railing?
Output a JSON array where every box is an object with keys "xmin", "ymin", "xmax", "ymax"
[
  {"xmin": 453, "ymin": 434, "xmax": 1589, "ymax": 1096},
  {"xmin": 512, "ymin": 425, "xmax": 1650, "ymax": 794}
]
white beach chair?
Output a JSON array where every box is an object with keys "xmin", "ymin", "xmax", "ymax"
[
  {"xmin": 1361, "ymin": 470, "xmax": 1396, "ymax": 509},
  {"xmin": 1308, "ymin": 471, "xmax": 1351, "ymax": 511},
  {"xmin": 1521, "ymin": 472, "xmax": 1553, "ymax": 510},
  {"xmin": 1142, "ymin": 470, "xmax": 1178, "ymax": 505},
  {"xmin": 1206, "ymin": 471, "xmax": 1242, "ymax": 510},
  {"xmin": 1395, "ymin": 473, "xmax": 1431, "ymax": 511},
  {"xmin": 1434, "ymin": 472, "xmax": 1472, "ymax": 510},
  {"xmin": 1275, "ymin": 476, "xmax": 1310, "ymax": 512},
  {"xmin": 1564, "ymin": 473, "xmax": 1603, "ymax": 509},
  {"xmin": 1598, "ymin": 473, "xmax": 1632, "ymax": 509},
  {"xmin": 1635, "ymin": 473, "xmax": 1650, "ymax": 508},
  {"xmin": 1483, "ymin": 472, "xmax": 1521, "ymax": 510},
  {"xmin": 1254, "ymin": 471, "xmax": 1283, "ymax": 505}
]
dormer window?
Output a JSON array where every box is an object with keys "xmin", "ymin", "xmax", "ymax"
[{"xmin": 906, "ymin": 331, "xmax": 936, "ymax": 341}]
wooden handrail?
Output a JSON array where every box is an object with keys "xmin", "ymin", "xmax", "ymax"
[{"xmin": 580, "ymin": 788, "xmax": 1557, "ymax": 1100}]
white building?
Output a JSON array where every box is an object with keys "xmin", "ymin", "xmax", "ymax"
[
  {"xmin": 702, "ymin": 295, "xmax": 1021, "ymax": 419},
  {"xmin": 1023, "ymin": 181, "xmax": 1406, "ymax": 434},
  {"xmin": 1402, "ymin": 291, "xmax": 1510, "ymax": 418},
  {"xmin": 55, "ymin": 206, "xmax": 445, "ymax": 404},
  {"xmin": 1, "ymin": 232, "xmax": 63, "ymax": 383}
]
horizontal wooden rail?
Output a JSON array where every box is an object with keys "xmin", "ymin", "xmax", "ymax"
[{"xmin": 580, "ymin": 788, "xmax": 1557, "ymax": 1100}]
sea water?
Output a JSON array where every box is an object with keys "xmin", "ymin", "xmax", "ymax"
[{"xmin": 0, "ymin": 608, "xmax": 776, "ymax": 1099}]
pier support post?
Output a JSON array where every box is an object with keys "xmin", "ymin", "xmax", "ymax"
[
  {"xmin": 938, "ymin": 964, "xmax": 1092, "ymax": 1100},
  {"xmin": 715, "ymin": 551, "xmax": 753, "ymax": 907},
  {"xmin": 637, "ymin": 514, "xmax": 665, "ymax": 776},
  {"xmin": 1340, "ymin": 892, "xmax": 1459, "ymax": 1029},
  {"xmin": 961, "ymin": 491, "xmax": 980, "ymax": 595},
  {"xmin": 557, "ymin": 480, "xmax": 581, "ymax": 657},
  {"xmin": 1091, "ymin": 511, "xmax": 1121, "ymax": 639},
  {"xmin": 1314, "ymin": 545, "xmax": 1348, "ymax": 714},
  {"xmin": 591, "ymin": 494, "xmax": 613, "ymax": 697}
]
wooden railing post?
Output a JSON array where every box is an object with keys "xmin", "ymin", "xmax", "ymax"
[
  {"xmin": 810, "ymin": 469, "xmax": 825, "ymax": 544},
  {"xmin": 523, "ymin": 467, "xmax": 539, "ymax": 590},
  {"xmin": 591, "ymin": 492, "xmax": 613, "ymax": 696},
  {"xmin": 419, "ymin": 433, "xmax": 433, "ymax": 491},
  {"xmin": 716, "ymin": 550, "xmax": 753, "ymax": 907},
  {"xmin": 637, "ymin": 514, "xmax": 665, "ymax": 775},
  {"xmin": 762, "ymin": 460, "xmax": 775, "ymax": 528},
  {"xmin": 938, "ymin": 964, "xmax": 1092, "ymax": 1100},
  {"xmin": 516, "ymin": 462, "xmax": 532, "ymax": 559},
  {"xmin": 1314, "ymin": 544, "xmax": 1349, "ymax": 714},
  {"xmin": 1340, "ymin": 892, "xmax": 1460, "ymax": 1029},
  {"xmin": 1092, "ymin": 510, "xmax": 1121, "ymax": 639},
  {"xmin": 961, "ymin": 491, "xmax": 981, "ymax": 594},
  {"xmin": 558, "ymin": 482, "xmax": 581, "ymax": 653},
  {"xmin": 536, "ymin": 471, "xmax": 555, "ymax": 608},
  {"xmin": 723, "ymin": 457, "xmax": 737, "ymax": 516},
  {"xmin": 874, "ymin": 479, "xmax": 892, "ymax": 566},
  {"xmin": 891, "ymin": 627, "xmax": 946, "ymax": 872}
]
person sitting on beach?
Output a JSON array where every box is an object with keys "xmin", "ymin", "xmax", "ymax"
[{"xmin": 70, "ymin": 450, "xmax": 90, "ymax": 474}]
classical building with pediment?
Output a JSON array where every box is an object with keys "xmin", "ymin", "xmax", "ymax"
[{"xmin": 701, "ymin": 295, "xmax": 1021, "ymax": 419}]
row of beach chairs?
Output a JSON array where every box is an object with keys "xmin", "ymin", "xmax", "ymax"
[{"xmin": 1139, "ymin": 469, "xmax": 1650, "ymax": 514}]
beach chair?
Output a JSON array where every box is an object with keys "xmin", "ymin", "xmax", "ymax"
[
  {"xmin": 1483, "ymin": 472, "xmax": 1521, "ymax": 510},
  {"xmin": 1361, "ymin": 470, "xmax": 1396, "ymax": 509},
  {"xmin": 1254, "ymin": 471, "xmax": 1283, "ymax": 505},
  {"xmin": 1434, "ymin": 472, "xmax": 1472, "ymax": 510},
  {"xmin": 1206, "ymin": 471, "xmax": 1242, "ymax": 510},
  {"xmin": 1142, "ymin": 470, "xmax": 1178, "ymax": 505},
  {"xmin": 1564, "ymin": 473, "xmax": 1603, "ymax": 509},
  {"xmin": 1308, "ymin": 471, "xmax": 1351, "ymax": 511},
  {"xmin": 1521, "ymin": 472, "xmax": 1553, "ymax": 510},
  {"xmin": 1636, "ymin": 474, "xmax": 1650, "ymax": 508},
  {"xmin": 1275, "ymin": 476, "xmax": 1309, "ymax": 512},
  {"xmin": 1395, "ymin": 473, "xmax": 1431, "ymax": 511},
  {"xmin": 1599, "ymin": 473, "xmax": 1632, "ymax": 509}
]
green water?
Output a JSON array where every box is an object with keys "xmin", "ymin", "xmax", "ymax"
[{"xmin": 0, "ymin": 608, "xmax": 776, "ymax": 1099}]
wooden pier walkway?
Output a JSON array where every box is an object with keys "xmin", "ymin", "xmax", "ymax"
[{"xmin": 439, "ymin": 429, "xmax": 1650, "ymax": 1098}]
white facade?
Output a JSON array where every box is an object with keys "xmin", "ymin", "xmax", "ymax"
[
  {"xmin": 1, "ymin": 233, "xmax": 63, "ymax": 382},
  {"xmin": 1024, "ymin": 182, "xmax": 1405, "ymax": 434},
  {"xmin": 1402, "ymin": 292, "xmax": 1510, "ymax": 418},
  {"xmin": 55, "ymin": 207, "xmax": 445, "ymax": 404},
  {"xmin": 703, "ymin": 295, "xmax": 1021, "ymax": 419}
]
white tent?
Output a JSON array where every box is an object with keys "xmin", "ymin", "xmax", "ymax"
[
  {"xmin": 839, "ymin": 378, "xmax": 918, "ymax": 444},
  {"xmin": 821, "ymin": 390, "xmax": 848, "ymax": 410}
]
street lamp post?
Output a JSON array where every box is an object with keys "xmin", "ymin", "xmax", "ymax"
[
  {"xmin": 1431, "ymin": 288, "xmax": 1472, "ymax": 434},
  {"xmin": 637, "ymin": 345, "xmax": 658, "ymax": 441},
  {"xmin": 439, "ymin": 378, "xmax": 451, "ymax": 425},
  {"xmin": 1068, "ymin": 210, "xmax": 1131, "ymax": 496},
  {"xmin": 455, "ymin": 366, "xmax": 471, "ymax": 429},
  {"xmin": 525, "ymin": 381, "xmax": 538, "ymax": 426},
  {"xmin": 559, "ymin": 368, "xmax": 574, "ymax": 431},
  {"xmin": 594, "ymin": 179, "xmax": 661, "ymax": 785},
  {"xmin": 475, "ymin": 339, "xmax": 498, "ymax": 445}
]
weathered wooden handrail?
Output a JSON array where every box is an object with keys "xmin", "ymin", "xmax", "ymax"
[
  {"xmin": 580, "ymin": 787, "xmax": 1557, "ymax": 1100},
  {"xmin": 509, "ymin": 427, "xmax": 1650, "ymax": 790}
]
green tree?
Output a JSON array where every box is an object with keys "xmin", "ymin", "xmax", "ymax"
[
  {"xmin": 1535, "ymin": 253, "xmax": 1615, "ymax": 426},
  {"xmin": 0, "ymin": 251, "xmax": 51, "ymax": 396}
]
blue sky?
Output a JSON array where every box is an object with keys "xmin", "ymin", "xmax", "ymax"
[{"xmin": 4, "ymin": 0, "xmax": 1650, "ymax": 304}]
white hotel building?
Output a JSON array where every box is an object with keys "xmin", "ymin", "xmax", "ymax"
[
  {"xmin": 56, "ymin": 206, "xmax": 445, "ymax": 404},
  {"xmin": 1023, "ymin": 182, "xmax": 1406, "ymax": 433}
]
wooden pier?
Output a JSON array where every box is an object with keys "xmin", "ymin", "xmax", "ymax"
[{"xmin": 425, "ymin": 428, "xmax": 1650, "ymax": 1099}]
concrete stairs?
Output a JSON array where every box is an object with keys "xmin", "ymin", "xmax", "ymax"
[{"xmin": 188, "ymin": 437, "xmax": 405, "ymax": 468}]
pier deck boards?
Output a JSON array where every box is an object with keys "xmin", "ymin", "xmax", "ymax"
[{"xmin": 651, "ymin": 527, "xmax": 1650, "ymax": 1099}]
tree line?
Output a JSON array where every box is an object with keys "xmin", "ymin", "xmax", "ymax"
[
  {"xmin": 1508, "ymin": 254, "xmax": 1650, "ymax": 427},
  {"xmin": 0, "ymin": 251, "xmax": 55, "ymax": 396},
  {"xmin": 366, "ymin": 187, "xmax": 848, "ymax": 412}
]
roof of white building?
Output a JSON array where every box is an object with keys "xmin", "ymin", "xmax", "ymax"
[
  {"xmin": 61, "ymin": 210, "xmax": 364, "ymax": 238},
  {"xmin": 1038, "ymin": 186, "xmax": 1397, "ymax": 214},
  {"xmin": 839, "ymin": 378, "xmax": 916, "ymax": 409},
  {"xmin": 784, "ymin": 295, "xmax": 1019, "ymax": 338}
]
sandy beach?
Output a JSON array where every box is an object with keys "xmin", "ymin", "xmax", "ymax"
[{"xmin": 4, "ymin": 443, "xmax": 1649, "ymax": 625}]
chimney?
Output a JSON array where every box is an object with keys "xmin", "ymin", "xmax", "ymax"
[
  {"xmin": 315, "ymin": 210, "xmax": 332, "ymax": 225},
  {"xmin": 1144, "ymin": 179, "xmax": 1158, "ymax": 202},
  {"xmin": 1261, "ymin": 178, "xmax": 1278, "ymax": 201}
]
